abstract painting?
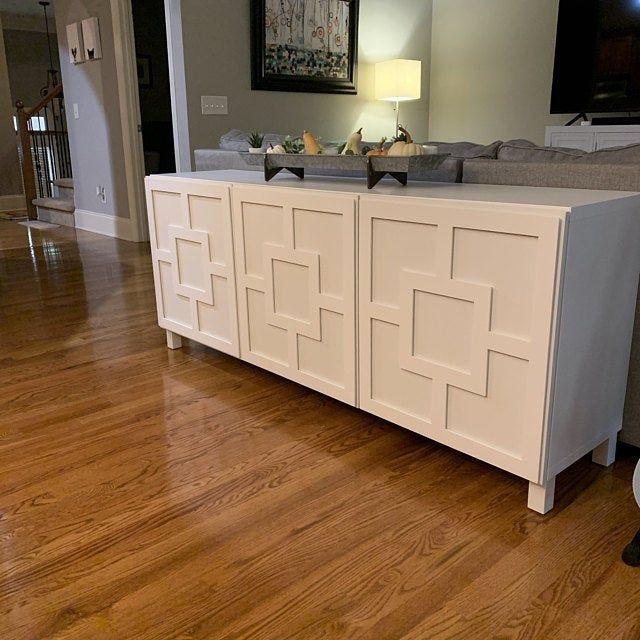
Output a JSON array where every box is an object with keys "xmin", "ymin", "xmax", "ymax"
[{"xmin": 251, "ymin": 0, "xmax": 359, "ymax": 94}]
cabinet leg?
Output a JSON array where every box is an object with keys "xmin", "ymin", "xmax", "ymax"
[
  {"xmin": 592, "ymin": 435, "xmax": 617, "ymax": 467},
  {"xmin": 528, "ymin": 477, "xmax": 556, "ymax": 514},
  {"xmin": 166, "ymin": 330, "xmax": 183, "ymax": 350}
]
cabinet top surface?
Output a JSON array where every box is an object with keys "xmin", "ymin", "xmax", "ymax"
[{"xmin": 153, "ymin": 170, "xmax": 640, "ymax": 212}]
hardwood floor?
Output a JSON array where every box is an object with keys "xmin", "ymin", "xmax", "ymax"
[{"xmin": 1, "ymin": 218, "xmax": 639, "ymax": 640}]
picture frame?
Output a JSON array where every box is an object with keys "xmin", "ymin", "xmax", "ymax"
[
  {"xmin": 66, "ymin": 22, "xmax": 84, "ymax": 64},
  {"xmin": 81, "ymin": 17, "xmax": 102, "ymax": 61},
  {"xmin": 137, "ymin": 55, "xmax": 153, "ymax": 87},
  {"xmin": 250, "ymin": 0, "xmax": 359, "ymax": 95}
]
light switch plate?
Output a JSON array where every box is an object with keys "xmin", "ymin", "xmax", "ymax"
[
  {"xmin": 201, "ymin": 95, "xmax": 228, "ymax": 115},
  {"xmin": 73, "ymin": 103, "xmax": 80, "ymax": 119}
]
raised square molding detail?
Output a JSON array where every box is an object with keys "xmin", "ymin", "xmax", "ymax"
[
  {"xmin": 169, "ymin": 225, "xmax": 220, "ymax": 305},
  {"xmin": 399, "ymin": 271, "xmax": 492, "ymax": 396},
  {"xmin": 263, "ymin": 244, "xmax": 321, "ymax": 341}
]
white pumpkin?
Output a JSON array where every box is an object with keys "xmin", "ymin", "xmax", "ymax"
[
  {"xmin": 387, "ymin": 125, "xmax": 425, "ymax": 157},
  {"xmin": 266, "ymin": 144, "xmax": 286, "ymax": 154},
  {"xmin": 387, "ymin": 141, "xmax": 425, "ymax": 157}
]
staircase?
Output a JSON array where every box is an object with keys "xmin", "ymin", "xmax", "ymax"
[
  {"xmin": 33, "ymin": 178, "xmax": 75, "ymax": 227},
  {"xmin": 15, "ymin": 84, "xmax": 73, "ymax": 224}
]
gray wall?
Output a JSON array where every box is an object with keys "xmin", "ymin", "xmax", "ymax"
[
  {"xmin": 3, "ymin": 29, "xmax": 60, "ymax": 108},
  {"xmin": 0, "ymin": 15, "xmax": 22, "ymax": 199},
  {"xmin": 181, "ymin": 0, "xmax": 433, "ymax": 152},
  {"xmin": 429, "ymin": 0, "xmax": 567, "ymax": 144},
  {"xmin": 54, "ymin": 0, "xmax": 130, "ymax": 219}
]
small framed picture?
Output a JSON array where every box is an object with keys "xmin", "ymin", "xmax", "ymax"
[
  {"xmin": 137, "ymin": 55, "xmax": 153, "ymax": 87},
  {"xmin": 66, "ymin": 22, "xmax": 84, "ymax": 64},
  {"xmin": 81, "ymin": 17, "xmax": 102, "ymax": 61}
]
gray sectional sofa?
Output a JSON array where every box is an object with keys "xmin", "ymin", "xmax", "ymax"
[{"xmin": 194, "ymin": 134, "xmax": 640, "ymax": 447}]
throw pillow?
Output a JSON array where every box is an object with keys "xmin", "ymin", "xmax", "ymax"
[
  {"xmin": 429, "ymin": 140, "xmax": 503, "ymax": 159},
  {"xmin": 498, "ymin": 139, "xmax": 586, "ymax": 162}
]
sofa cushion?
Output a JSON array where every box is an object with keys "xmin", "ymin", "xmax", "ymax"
[
  {"xmin": 498, "ymin": 139, "xmax": 586, "ymax": 162},
  {"xmin": 220, "ymin": 129, "xmax": 285, "ymax": 151},
  {"xmin": 463, "ymin": 159, "xmax": 640, "ymax": 191},
  {"xmin": 572, "ymin": 142, "xmax": 640, "ymax": 164},
  {"xmin": 429, "ymin": 140, "xmax": 502, "ymax": 159}
]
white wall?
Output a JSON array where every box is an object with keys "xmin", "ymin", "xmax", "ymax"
[
  {"xmin": 0, "ymin": 14, "xmax": 23, "ymax": 203},
  {"xmin": 181, "ymin": 0, "xmax": 432, "ymax": 152},
  {"xmin": 54, "ymin": 0, "xmax": 130, "ymax": 221},
  {"xmin": 429, "ymin": 0, "xmax": 567, "ymax": 144}
]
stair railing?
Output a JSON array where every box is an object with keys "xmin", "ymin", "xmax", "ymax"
[{"xmin": 16, "ymin": 84, "xmax": 73, "ymax": 220}]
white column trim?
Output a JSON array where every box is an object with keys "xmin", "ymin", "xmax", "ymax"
[
  {"xmin": 164, "ymin": 0, "xmax": 192, "ymax": 173},
  {"xmin": 110, "ymin": 0, "xmax": 149, "ymax": 242}
]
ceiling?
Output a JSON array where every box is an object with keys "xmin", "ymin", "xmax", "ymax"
[{"xmin": 0, "ymin": 0, "xmax": 49, "ymax": 17}]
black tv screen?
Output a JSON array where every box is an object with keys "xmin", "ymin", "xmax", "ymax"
[{"xmin": 551, "ymin": 0, "xmax": 640, "ymax": 113}]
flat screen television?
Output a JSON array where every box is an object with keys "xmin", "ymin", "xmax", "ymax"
[{"xmin": 551, "ymin": 0, "xmax": 640, "ymax": 114}]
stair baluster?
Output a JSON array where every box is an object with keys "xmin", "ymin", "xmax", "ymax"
[{"xmin": 15, "ymin": 84, "xmax": 72, "ymax": 221}]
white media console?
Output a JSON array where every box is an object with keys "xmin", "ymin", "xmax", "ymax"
[
  {"xmin": 545, "ymin": 124, "xmax": 640, "ymax": 152},
  {"xmin": 146, "ymin": 170, "xmax": 640, "ymax": 513}
]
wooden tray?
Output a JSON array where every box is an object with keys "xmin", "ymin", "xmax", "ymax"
[{"xmin": 242, "ymin": 153, "xmax": 450, "ymax": 189}]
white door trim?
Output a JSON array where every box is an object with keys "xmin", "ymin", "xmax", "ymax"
[
  {"xmin": 164, "ymin": 0, "xmax": 191, "ymax": 173},
  {"xmin": 110, "ymin": 0, "xmax": 148, "ymax": 242}
]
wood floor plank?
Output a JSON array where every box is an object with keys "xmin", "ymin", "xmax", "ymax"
[{"xmin": 1, "ymin": 219, "xmax": 639, "ymax": 640}]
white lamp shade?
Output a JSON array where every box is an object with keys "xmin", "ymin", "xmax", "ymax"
[{"xmin": 375, "ymin": 59, "xmax": 422, "ymax": 102}]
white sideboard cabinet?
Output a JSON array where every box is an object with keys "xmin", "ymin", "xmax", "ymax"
[
  {"xmin": 545, "ymin": 124, "xmax": 640, "ymax": 152},
  {"xmin": 146, "ymin": 171, "xmax": 640, "ymax": 514}
]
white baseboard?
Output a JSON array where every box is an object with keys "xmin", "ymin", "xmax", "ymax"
[
  {"xmin": 0, "ymin": 194, "xmax": 26, "ymax": 212},
  {"xmin": 74, "ymin": 209, "xmax": 136, "ymax": 241}
]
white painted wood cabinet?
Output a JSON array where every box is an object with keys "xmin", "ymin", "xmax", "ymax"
[
  {"xmin": 146, "ymin": 172, "xmax": 640, "ymax": 514},
  {"xmin": 146, "ymin": 177, "xmax": 239, "ymax": 356},
  {"xmin": 358, "ymin": 196, "xmax": 560, "ymax": 484},
  {"xmin": 545, "ymin": 125, "xmax": 640, "ymax": 152},
  {"xmin": 231, "ymin": 185, "xmax": 357, "ymax": 404}
]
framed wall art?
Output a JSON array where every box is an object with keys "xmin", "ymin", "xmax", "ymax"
[
  {"xmin": 81, "ymin": 17, "xmax": 102, "ymax": 61},
  {"xmin": 66, "ymin": 22, "xmax": 85, "ymax": 64},
  {"xmin": 250, "ymin": 0, "xmax": 359, "ymax": 94}
]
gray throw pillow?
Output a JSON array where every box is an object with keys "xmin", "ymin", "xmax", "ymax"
[
  {"xmin": 498, "ymin": 139, "xmax": 585, "ymax": 162},
  {"xmin": 429, "ymin": 140, "xmax": 503, "ymax": 159},
  {"xmin": 572, "ymin": 143, "xmax": 640, "ymax": 164}
]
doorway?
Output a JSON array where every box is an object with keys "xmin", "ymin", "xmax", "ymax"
[{"xmin": 131, "ymin": 0, "xmax": 175, "ymax": 175}]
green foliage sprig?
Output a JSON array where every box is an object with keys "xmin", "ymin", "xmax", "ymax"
[{"xmin": 283, "ymin": 135, "xmax": 304, "ymax": 154}]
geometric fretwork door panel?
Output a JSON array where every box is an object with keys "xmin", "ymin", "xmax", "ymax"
[
  {"xmin": 232, "ymin": 186, "xmax": 357, "ymax": 405},
  {"xmin": 146, "ymin": 178, "xmax": 240, "ymax": 356},
  {"xmin": 358, "ymin": 196, "xmax": 561, "ymax": 481}
]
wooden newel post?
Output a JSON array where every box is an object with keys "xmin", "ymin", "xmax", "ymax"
[{"xmin": 16, "ymin": 100, "xmax": 37, "ymax": 221}]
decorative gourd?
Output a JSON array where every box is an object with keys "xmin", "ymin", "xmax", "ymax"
[
  {"xmin": 387, "ymin": 126, "xmax": 425, "ymax": 157},
  {"xmin": 367, "ymin": 137, "xmax": 388, "ymax": 157},
  {"xmin": 342, "ymin": 128, "xmax": 363, "ymax": 155},
  {"xmin": 266, "ymin": 143, "xmax": 286, "ymax": 154},
  {"xmin": 303, "ymin": 130, "xmax": 322, "ymax": 155}
]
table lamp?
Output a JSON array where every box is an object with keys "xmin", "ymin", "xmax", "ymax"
[{"xmin": 375, "ymin": 59, "xmax": 422, "ymax": 137}]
